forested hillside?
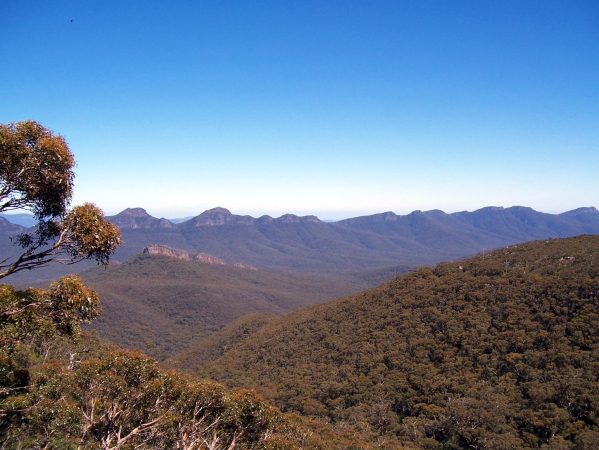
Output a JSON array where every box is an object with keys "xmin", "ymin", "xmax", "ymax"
[
  {"xmin": 177, "ymin": 235, "xmax": 599, "ymax": 448},
  {"xmin": 0, "ymin": 121, "xmax": 345, "ymax": 449},
  {"xmin": 81, "ymin": 251, "xmax": 371, "ymax": 359},
  {"xmin": 0, "ymin": 280, "xmax": 318, "ymax": 449}
]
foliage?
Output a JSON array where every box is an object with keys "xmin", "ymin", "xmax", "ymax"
[
  {"xmin": 192, "ymin": 235, "xmax": 599, "ymax": 448},
  {"xmin": 0, "ymin": 279, "xmax": 312, "ymax": 448},
  {"xmin": 81, "ymin": 253, "xmax": 367, "ymax": 360},
  {"xmin": 164, "ymin": 313, "xmax": 278, "ymax": 372},
  {"xmin": 0, "ymin": 120, "xmax": 122, "ymax": 279},
  {"xmin": 0, "ymin": 120, "xmax": 74, "ymax": 218},
  {"xmin": 1, "ymin": 275, "xmax": 100, "ymax": 345},
  {"xmin": 0, "ymin": 120, "xmax": 321, "ymax": 449},
  {"xmin": 0, "ymin": 120, "xmax": 314, "ymax": 447},
  {"xmin": 1, "ymin": 346, "xmax": 306, "ymax": 449}
]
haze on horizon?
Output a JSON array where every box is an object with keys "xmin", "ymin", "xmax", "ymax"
[{"xmin": 1, "ymin": 1, "xmax": 597, "ymax": 221}]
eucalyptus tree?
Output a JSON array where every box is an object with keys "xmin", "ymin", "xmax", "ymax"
[{"xmin": 0, "ymin": 120, "xmax": 121, "ymax": 279}]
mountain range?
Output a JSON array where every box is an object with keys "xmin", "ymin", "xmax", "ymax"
[
  {"xmin": 104, "ymin": 205, "xmax": 599, "ymax": 272},
  {"xmin": 3, "ymin": 205, "xmax": 599, "ymax": 285}
]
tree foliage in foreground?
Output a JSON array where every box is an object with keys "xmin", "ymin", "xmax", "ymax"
[
  {"xmin": 5, "ymin": 350, "xmax": 297, "ymax": 449},
  {"xmin": 0, "ymin": 278, "xmax": 314, "ymax": 449},
  {"xmin": 0, "ymin": 120, "xmax": 121, "ymax": 279}
]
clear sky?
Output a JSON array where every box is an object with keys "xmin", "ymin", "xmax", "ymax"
[{"xmin": 1, "ymin": 1, "xmax": 598, "ymax": 220}]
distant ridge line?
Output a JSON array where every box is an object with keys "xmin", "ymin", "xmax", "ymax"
[
  {"xmin": 6, "ymin": 205, "xmax": 599, "ymax": 283},
  {"xmin": 107, "ymin": 206, "xmax": 322, "ymax": 228},
  {"xmin": 337, "ymin": 205, "xmax": 599, "ymax": 225},
  {"xmin": 106, "ymin": 206, "xmax": 599, "ymax": 229}
]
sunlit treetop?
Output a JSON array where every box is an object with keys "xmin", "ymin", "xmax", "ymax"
[
  {"xmin": 0, "ymin": 120, "xmax": 121, "ymax": 279},
  {"xmin": 0, "ymin": 120, "xmax": 75, "ymax": 219}
]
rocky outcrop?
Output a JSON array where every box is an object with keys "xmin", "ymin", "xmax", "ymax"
[
  {"xmin": 108, "ymin": 208, "xmax": 173, "ymax": 229},
  {"xmin": 336, "ymin": 211, "xmax": 399, "ymax": 225},
  {"xmin": 141, "ymin": 244, "xmax": 256, "ymax": 270},
  {"xmin": 273, "ymin": 214, "xmax": 321, "ymax": 224},
  {"xmin": 561, "ymin": 207, "xmax": 599, "ymax": 216},
  {"xmin": 194, "ymin": 253, "xmax": 227, "ymax": 265},
  {"xmin": 233, "ymin": 262, "xmax": 258, "ymax": 271},
  {"xmin": 143, "ymin": 244, "xmax": 190, "ymax": 260}
]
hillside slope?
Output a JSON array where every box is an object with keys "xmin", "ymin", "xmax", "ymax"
[
  {"xmin": 81, "ymin": 251, "xmax": 368, "ymax": 359},
  {"xmin": 185, "ymin": 235, "xmax": 599, "ymax": 448}
]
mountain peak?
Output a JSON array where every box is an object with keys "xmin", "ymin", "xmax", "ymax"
[
  {"xmin": 188, "ymin": 207, "xmax": 253, "ymax": 226},
  {"xmin": 118, "ymin": 207, "xmax": 153, "ymax": 218},
  {"xmin": 561, "ymin": 207, "xmax": 599, "ymax": 216},
  {"xmin": 0, "ymin": 216, "xmax": 26, "ymax": 233},
  {"xmin": 203, "ymin": 207, "xmax": 232, "ymax": 216},
  {"xmin": 108, "ymin": 208, "xmax": 173, "ymax": 229},
  {"xmin": 184, "ymin": 208, "xmax": 322, "ymax": 226}
]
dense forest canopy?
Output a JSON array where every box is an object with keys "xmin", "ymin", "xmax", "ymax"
[
  {"xmin": 189, "ymin": 235, "xmax": 599, "ymax": 448},
  {"xmin": 82, "ymin": 252, "xmax": 370, "ymax": 360}
]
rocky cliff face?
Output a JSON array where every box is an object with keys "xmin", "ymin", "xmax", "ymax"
[
  {"xmin": 232, "ymin": 262, "xmax": 258, "ymax": 271},
  {"xmin": 142, "ymin": 244, "xmax": 256, "ymax": 269},
  {"xmin": 195, "ymin": 253, "xmax": 227, "ymax": 265},
  {"xmin": 274, "ymin": 214, "xmax": 321, "ymax": 224},
  {"xmin": 108, "ymin": 208, "xmax": 173, "ymax": 229},
  {"xmin": 143, "ymin": 244, "xmax": 190, "ymax": 260}
]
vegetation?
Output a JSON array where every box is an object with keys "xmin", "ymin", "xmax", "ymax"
[
  {"xmin": 164, "ymin": 313, "xmax": 278, "ymax": 372},
  {"xmin": 0, "ymin": 294, "xmax": 305, "ymax": 449},
  {"xmin": 81, "ymin": 252, "xmax": 369, "ymax": 360},
  {"xmin": 187, "ymin": 235, "xmax": 599, "ymax": 448},
  {"xmin": 0, "ymin": 120, "xmax": 121, "ymax": 279},
  {"xmin": 3, "ymin": 120, "xmax": 599, "ymax": 448},
  {"xmin": 143, "ymin": 207, "xmax": 599, "ymax": 274},
  {"xmin": 0, "ymin": 121, "xmax": 312, "ymax": 449}
]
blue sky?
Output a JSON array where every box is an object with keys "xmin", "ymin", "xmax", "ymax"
[{"xmin": 1, "ymin": 1, "xmax": 598, "ymax": 220}]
